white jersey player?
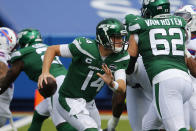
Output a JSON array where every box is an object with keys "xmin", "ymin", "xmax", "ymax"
[
  {"xmin": 0, "ymin": 27, "xmax": 17, "ymax": 130},
  {"xmin": 126, "ymin": 56, "xmax": 154, "ymax": 131},
  {"xmin": 174, "ymin": 5, "xmax": 196, "ymax": 130}
]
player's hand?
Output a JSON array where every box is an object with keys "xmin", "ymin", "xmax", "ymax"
[
  {"xmin": 97, "ymin": 64, "xmax": 114, "ymax": 86},
  {"xmin": 38, "ymin": 73, "xmax": 56, "ymax": 89}
]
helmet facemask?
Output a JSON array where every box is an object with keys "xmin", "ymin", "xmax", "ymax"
[
  {"xmin": 174, "ymin": 5, "xmax": 196, "ymax": 32},
  {"xmin": 110, "ymin": 33, "xmax": 127, "ymax": 53},
  {"xmin": 174, "ymin": 11, "xmax": 192, "ymax": 29}
]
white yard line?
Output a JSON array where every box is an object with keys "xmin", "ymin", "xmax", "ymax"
[
  {"xmin": 1, "ymin": 115, "xmax": 33, "ymax": 131},
  {"xmin": 0, "ymin": 114, "xmax": 128, "ymax": 131}
]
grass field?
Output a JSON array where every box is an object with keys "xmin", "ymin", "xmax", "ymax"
[{"xmin": 16, "ymin": 114, "xmax": 132, "ymax": 131}]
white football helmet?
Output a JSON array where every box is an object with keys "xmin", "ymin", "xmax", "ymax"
[
  {"xmin": 175, "ymin": 5, "xmax": 196, "ymax": 32},
  {"xmin": 0, "ymin": 27, "xmax": 17, "ymax": 54}
]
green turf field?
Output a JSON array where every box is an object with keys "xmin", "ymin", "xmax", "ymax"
[{"xmin": 18, "ymin": 118, "xmax": 132, "ymax": 131}]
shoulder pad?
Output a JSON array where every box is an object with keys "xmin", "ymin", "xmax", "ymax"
[
  {"xmin": 125, "ymin": 14, "xmax": 145, "ymax": 34},
  {"xmin": 11, "ymin": 46, "xmax": 34, "ymax": 63},
  {"xmin": 73, "ymin": 37, "xmax": 94, "ymax": 45}
]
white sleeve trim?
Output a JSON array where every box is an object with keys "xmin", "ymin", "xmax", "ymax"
[
  {"xmin": 60, "ymin": 44, "xmax": 73, "ymax": 58},
  {"xmin": 0, "ymin": 57, "xmax": 7, "ymax": 65},
  {"xmin": 114, "ymin": 69, "xmax": 126, "ymax": 82},
  {"xmin": 134, "ymin": 34, "xmax": 139, "ymax": 45}
]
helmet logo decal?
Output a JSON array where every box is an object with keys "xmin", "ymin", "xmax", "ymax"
[
  {"xmin": 143, "ymin": 0, "xmax": 155, "ymax": 5},
  {"xmin": 98, "ymin": 24, "xmax": 116, "ymax": 32},
  {"xmin": 17, "ymin": 31, "xmax": 28, "ymax": 40},
  {"xmin": 30, "ymin": 35, "xmax": 35, "ymax": 39},
  {"xmin": 98, "ymin": 24, "xmax": 117, "ymax": 44},
  {"xmin": 0, "ymin": 30, "xmax": 12, "ymax": 43}
]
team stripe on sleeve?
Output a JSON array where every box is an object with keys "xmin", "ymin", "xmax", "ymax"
[
  {"xmin": 128, "ymin": 23, "xmax": 140, "ymax": 31},
  {"xmin": 60, "ymin": 44, "xmax": 73, "ymax": 58},
  {"xmin": 72, "ymin": 40, "xmax": 95, "ymax": 59}
]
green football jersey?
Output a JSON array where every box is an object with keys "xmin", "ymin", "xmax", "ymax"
[
  {"xmin": 59, "ymin": 37, "xmax": 130, "ymax": 102},
  {"xmin": 11, "ymin": 43, "xmax": 67, "ymax": 82},
  {"xmin": 125, "ymin": 14, "xmax": 188, "ymax": 82}
]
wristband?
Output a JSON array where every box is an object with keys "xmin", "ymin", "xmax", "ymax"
[{"xmin": 113, "ymin": 81, "xmax": 119, "ymax": 91}]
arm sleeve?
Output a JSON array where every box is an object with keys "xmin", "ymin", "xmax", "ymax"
[
  {"xmin": 0, "ymin": 56, "xmax": 7, "ymax": 65},
  {"xmin": 0, "ymin": 51, "xmax": 9, "ymax": 65},
  {"xmin": 59, "ymin": 44, "xmax": 73, "ymax": 58},
  {"xmin": 114, "ymin": 69, "xmax": 126, "ymax": 82}
]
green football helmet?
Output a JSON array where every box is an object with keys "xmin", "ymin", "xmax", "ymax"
[
  {"xmin": 17, "ymin": 28, "xmax": 42, "ymax": 48},
  {"xmin": 141, "ymin": 0, "xmax": 170, "ymax": 18},
  {"xmin": 96, "ymin": 18, "xmax": 127, "ymax": 53}
]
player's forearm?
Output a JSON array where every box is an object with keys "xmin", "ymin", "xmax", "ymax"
[
  {"xmin": 42, "ymin": 45, "xmax": 60, "ymax": 73},
  {"xmin": 0, "ymin": 62, "xmax": 22, "ymax": 94},
  {"xmin": 0, "ymin": 62, "xmax": 8, "ymax": 79},
  {"xmin": 111, "ymin": 79, "xmax": 126, "ymax": 93},
  {"xmin": 186, "ymin": 57, "xmax": 196, "ymax": 77},
  {"xmin": 112, "ymin": 91, "xmax": 126, "ymax": 117}
]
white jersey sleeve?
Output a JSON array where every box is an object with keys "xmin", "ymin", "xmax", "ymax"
[
  {"xmin": 114, "ymin": 69, "xmax": 126, "ymax": 82},
  {"xmin": 0, "ymin": 51, "xmax": 9, "ymax": 65},
  {"xmin": 59, "ymin": 44, "xmax": 73, "ymax": 58}
]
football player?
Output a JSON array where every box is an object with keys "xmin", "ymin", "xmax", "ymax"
[
  {"xmin": 38, "ymin": 18, "xmax": 130, "ymax": 131},
  {"xmin": 105, "ymin": 2, "xmax": 196, "ymax": 131},
  {"xmin": 125, "ymin": 0, "xmax": 193, "ymax": 130},
  {"xmin": 0, "ymin": 29, "xmax": 75, "ymax": 131},
  {"xmin": 103, "ymin": 55, "xmax": 153, "ymax": 131},
  {"xmin": 0, "ymin": 27, "xmax": 17, "ymax": 130},
  {"xmin": 174, "ymin": 5, "xmax": 196, "ymax": 130}
]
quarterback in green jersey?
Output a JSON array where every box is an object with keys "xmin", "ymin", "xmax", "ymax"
[
  {"xmin": 125, "ymin": 0, "xmax": 193, "ymax": 131},
  {"xmin": 38, "ymin": 18, "xmax": 130, "ymax": 131},
  {"xmin": 0, "ymin": 29, "xmax": 74, "ymax": 131}
]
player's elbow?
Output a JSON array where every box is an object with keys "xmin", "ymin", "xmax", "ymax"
[{"xmin": 47, "ymin": 45, "xmax": 61, "ymax": 56}]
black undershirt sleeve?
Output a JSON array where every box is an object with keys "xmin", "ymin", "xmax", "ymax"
[{"xmin": 126, "ymin": 56, "xmax": 138, "ymax": 75}]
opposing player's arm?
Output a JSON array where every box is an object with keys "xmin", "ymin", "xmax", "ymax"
[
  {"xmin": 126, "ymin": 34, "xmax": 139, "ymax": 74},
  {"xmin": 0, "ymin": 60, "xmax": 24, "ymax": 94},
  {"xmin": 0, "ymin": 61, "xmax": 8, "ymax": 79},
  {"xmin": 186, "ymin": 57, "xmax": 196, "ymax": 77},
  {"xmin": 184, "ymin": 48, "xmax": 196, "ymax": 77}
]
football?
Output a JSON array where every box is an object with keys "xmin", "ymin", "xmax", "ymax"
[{"xmin": 39, "ymin": 77, "xmax": 57, "ymax": 98}]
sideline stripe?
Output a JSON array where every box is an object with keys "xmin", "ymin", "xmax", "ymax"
[{"xmin": 1, "ymin": 116, "xmax": 33, "ymax": 131}]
